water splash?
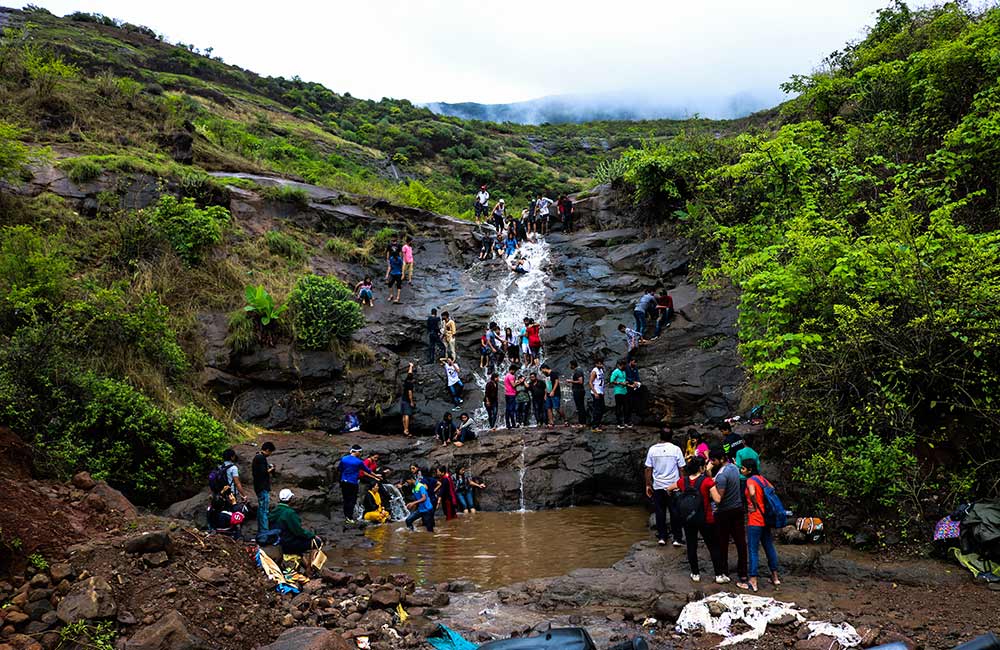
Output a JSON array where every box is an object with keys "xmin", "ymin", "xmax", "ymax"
[
  {"xmin": 384, "ymin": 483, "xmax": 410, "ymax": 521},
  {"xmin": 472, "ymin": 237, "xmax": 552, "ymax": 430}
]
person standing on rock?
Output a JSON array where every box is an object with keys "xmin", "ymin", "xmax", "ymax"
[
  {"xmin": 741, "ymin": 458, "xmax": 781, "ymax": 591},
  {"xmin": 645, "ymin": 429, "xmax": 686, "ymax": 548},
  {"xmin": 634, "ymin": 290, "xmax": 657, "ymax": 338},
  {"xmin": 610, "ymin": 359, "xmax": 630, "ymax": 430},
  {"xmin": 515, "ymin": 372, "xmax": 532, "ymax": 426},
  {"xmin": 625, "ymin": 358, "xmax": 641, "ymax": 428},
  {"xmin": 252, "ymin": 442, "xmax": 276, "ymax": 534},
  {"xmin": 386, "ymin": 248, "xmax": 404, "ymax": 303},
  {"xmin": 540, "ymin": 364, "xmax": 563, "ymax": 428},
  {"xmin": 528, "ymin": 371, "xmax": 547, "ymax": 427},
  {"xmin": 475, "ymin": 185, "xmax": 490, "ymax": 220},
  {"xmin": 526, "ymin": 195, "xmax": 538, "ymax": 236},
  {"xmin": 569, "ymin": 360, "xmax": 588, "ymax": 428},
  {"xmin": 401, "ymin": 363, "xmax": 416, "ymax": 438},
  {"xmin": 485, "ymin": 372, "xmax": 500, "ymax": 432},
  {"xmin": 440, "ymin": 357, "xmax": 464, "ymax": 408},
  {"xmin": 504, "ymin": 326, "xmax": 520, "ymax": 366},
  {"xmin": 588, "ymin": 359, "xmax": 606, "ymax": 432},
  {"xmin": 709, "ymin": 446, "xmax": 750, "ymax": 589},
  {"xmin": 653, "ymin": 287, "xmax": 674, "ymax": 339},
  {"xmin": 536, "ymin": 195, "xmax": 554, "ymax": 236},
  {"xmin": 559, "ymin": 195, "xmax": 574, "ymax": 232},
  {"xmin": 222, "ymin": 448, "xmax": 247, "ymax": 503},
  {"xmin": 504, "ymin": 364, "xmax": 519, "ymax": 429},
  {"xmin": 339, "ymin": 445, "xmax": 379, "ymax": 524},
  {"xmin": 441, "ymin": 311, "xmax": 458, "ymax": 361},
  {"xmin": 675, "ymin": 457, "xmax": 726, "ymax": 583},
  {"xmin": 402, "ymin": 236, "xmax": 415, "ymax": 283},
  {"xmin": 404, "ymin": 475, "xmax": 435, "ymax": 532},
  {"xmin": 427, "ymin": 309, "xmax": 445, "ymax": 363},
  {"xmin": 525, "ymin": 317, "xmax": 543, "ymax": 366},
  {"xmin": 721, "ymin": 422, "xmax": 746, "ymax": 460},
  {"xmin": 491, "ymin": 199, "xmax": 507, "ymax": 232}
]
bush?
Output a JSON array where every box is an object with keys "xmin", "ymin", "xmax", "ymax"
[
  {"xmin": 147, "ymin": 195, "xmax": 229, "ymax": 264},
  {"xmin": 264, "ymin": 230, "xmax": 307, "ymax": 263},
  {"xmin": 0, "ymin": 122, "xmax": 29, "ymax": 182},
  {"xmin": 60, "ymin": 157, "xmax": 103, "ymax": 184},
  {"xmin": 289, "ymin": 274, "xmax": 364, "ymax": 350},
  {"xmin": 401, "ymin": 179, "xmax": 442, "ymax": 212},
  {"xmin": 0, "ymin": 225, "xmax": 70, "ymax": 328},
  {"xmin": 225, "ymin": 309, "xmax": 256, "ymax": 354},
  {"xmin": 260, "ymin": 184, "xmax": 310, "ymax": 208}
]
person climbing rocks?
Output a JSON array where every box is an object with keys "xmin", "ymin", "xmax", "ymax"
[
  {"xmin": 569, "ymin": 360, "xmax": 588, "ymax": 428},
  {"xmin": 536, "ymin": 195, "xmax": 554, "ymax": 235},
  {"xmin": 402, "ymin": 236, "xmax": 415, "ymax": 283},
  {"xmin": 339, "ymin": 445, "xmax": 379, "ymax": 524},
  {"xmin": 354, "ymin": 276, "xmax": 375, "ymax": 307},
  {"xmin": 475, "ymin": 184, "xmax": 490, "ymax": 220},
  {"xmin": 742, "ymin": 458, "xmax": 781, "ymax": 591},
  {"xmin": 676, "ymin": 457, "xmax": 726, "ymax": 583},
  {"xmin": 427, "ymin": 308, "xmax": 445, "ymax": 363},
  {"xmin": 625, "ymin": 358, "xmax": 641, "ymax": 427},
  {"xmin": 653, "ymin": 286, "xmax": 674, "ymax": 338},
  {"xmin": 401, "ymin": 363, "xmax": 416, "ymax": 438},
  {"xmin": 440, "ymin": 356, "xmax": 464, "ymax": 407},
  {"xmin": 709, "ymin": 446, "xmax": 750, "ymax": 589},
  {"xmin": 528, "ymin": 371, "xmax": 547, "ymax": 427},
  {"xmin": 619, "ymin": 323, "xmax": 646, "ymax": 361},
  {"xmin": 272, "ymin": 489, "xmax": 323, "ymax": 555},
  {"xmin": 404, "ymin": 476, "xmax": 435, "ymax": 532},
  {"xmin": 485, "ymin": 372, "xmax": 500, "ymax": 432},
  {"xmin": 436, "ymin": 412, "xmax": 457, "ymax": 447},
  {"xmin": 441, "ymin": 311, "xmax": 458, "ymax": 361},
  {"xmin": 589, "ymin": 359, "xmax": 606, "ymax": 432},
  {"xmin": 645, "ymin": 428, "xmax": 686, "ymax": 547},
  {"xmin": 491, "ymin": 199, "xmax": 506, "ymax": 232},
  {"xmin": 634, "ymin": 289, "xmax": 657, "ymax": 337},
  {"xmin": 386, "ymin": 248, "xmax": 404, "ymax": 303},
  {"xmin": 558, "ymin": 195, "xmax": 574, "ymax": 232},
  {"xmin": 610, "ymin": 359, "xmax": 630, "ymax": 429},
  {"xmin": 540, "ymin": 363, "xmax": 563, "ymax": 428},
  {"xmin": 252, "ymin": 441, "xmax": 276, "ymax": 533},
  {"xmin": 455, "ymin": 412, "xmax": 477, "ymax": 445},
  {"xmin": 504, "ymin": 364, "xmax": 519, "ymax": 429}
]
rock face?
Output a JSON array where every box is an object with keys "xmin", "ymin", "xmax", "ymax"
[{"xmin": 56, "ymin": 576, "xmax": 117, "ymax": 623}]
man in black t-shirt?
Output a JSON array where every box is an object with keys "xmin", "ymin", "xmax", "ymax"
[
  {"xmin": 252, "ymin": 441, "xmax": 276, "ymax": 534},
  {"xmin": 569, "ymin": 360, "xmax": 587, "ymax": 428},
  {"xmin": 426, "ymin": 308, "xmax": 444, "ymax": 363},
  {"xmin": 721, "ymin": 422, "xmax": 745, "ymax": 460},
  {"xmin": 401, "ymin": 363, "xmax": 416, "ymax": 437},
  {"xmin": 528, "ymin": 372, "xmax": 547, "ymax": 427}
]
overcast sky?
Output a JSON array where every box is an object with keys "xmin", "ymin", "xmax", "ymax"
[{"xmin": 24, "ymin": 1, "xmax": 902, "ymax": 106}]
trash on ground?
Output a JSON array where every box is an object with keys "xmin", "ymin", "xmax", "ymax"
[{"xmin": 675, "ymin": 592, "xmax": 806, "ymax": 646}]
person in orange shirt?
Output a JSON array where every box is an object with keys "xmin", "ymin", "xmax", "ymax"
[{"xmin": 742, "ymin": 458, "xmax": 781, "ymax": 592}]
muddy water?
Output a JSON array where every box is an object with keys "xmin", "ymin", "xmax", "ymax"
[{"xmin": 341, "ymin": 506, "xmax": 649, "ymax": 588}]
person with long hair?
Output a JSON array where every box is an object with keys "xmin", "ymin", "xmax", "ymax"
[
  {"xmin": 676, "ymin": 457, "xmax": 726, "ymax": 583},
  {"xmin": 741, "ymin": 458, "xmax": 781, "ymax": 592}
]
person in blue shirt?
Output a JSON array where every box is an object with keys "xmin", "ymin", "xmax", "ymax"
[
  {"xmin": 385, "ymin": 251, "xmax": 404, "ymax": 303},
  {"xmin": 504, "ymin": 233, "xmax": 518, "ymax": 258},
  {"xmin": 403, "ymin": 476, "xmax": 435, "ymax": 532},
  {"xmin": 339, "ymin": 445, "xmax": 380, "ymax": 524}
]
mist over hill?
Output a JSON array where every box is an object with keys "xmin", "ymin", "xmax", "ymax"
[{"xmin": 425, "ymin": 89, "xmax": 783, "ymax": 124}]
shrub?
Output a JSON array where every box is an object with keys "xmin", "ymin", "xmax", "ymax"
[
  {"xmin": 289, "ymin": 274, "xmax": 364, "ymax": 350},
  {"xmin": 324, "ymin": 236, "xmax": 354, "ymax": 259},
  {"xmin": 260, "ymin": 184, "xmax": 310, "ymax": 208},
  {"xmin": 371, "ymin": 227, "xmax": 395, "ymax": 248},
  {"xmin": 0, "ymin": 225, "xmax": 70, "ymax": 328},
  {"xmin": 225, "ymin": 309, "xmax": 256, "ymax": 354},
  {"xmin": 0, "ymin": 122, "xmax": 29, "ymax": 182},
  {"xmin": 264, "ymin": 230, "xmax": 307, "ymax": 263},
  {"xmin": 401, "ymin": 179, "xmax": 442, "ymax": 212},
  {"xmin": 171, "ymin": 405, "xmax": 229, "ymax": 481},
  {"xmin": 60, "ymin": 157, "xmax": 103, "ymax": 184},
  {"xmin": 147, "ymin": 195, "xmax": 229, "ymax": 264}
]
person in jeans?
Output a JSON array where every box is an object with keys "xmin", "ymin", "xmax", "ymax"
[
  {"xmin": 400, "ymin": 363, "xmax": 416, "ymax": 438},
  {"xmin": 588, "ymin": 359, "xmax": 606, "ymax": 432},
  {"xmin": 625, "ymin": 358, "xmax": 641, "ymax": 427},
  {"xmin": 441, "ymin": 311, "xmax": 457, "ymax": 360},
  {"xmin": 634, "ymin": 290, "xmax": 656, "ymax": 337},
  {"xmin": 676, "ymin": 457, "xmax": 726, "ymax": 583},
  {"xmin": 426, "ymin": 308, "xmax": 445, "ymax": 363},
  {"xmin": 404, "ymin": 476, "xmax": 435, "ymax": 532},
  {"xmin": 644, "ymin": 428, "xmax": 686, "ymax": 547},
  {"xmin": 339, "ymin": 445, "xmax": 379, "ymax": 524},
  {"xmin": 609, "ymin": 359, "xmax": 630, "ymax": 429},
  {"xmin": 484, "ymin": 372, "xmax": 500, "ymax": 432},
  {"xmin": 251, "ymin": 441, "xmax": 276, "ymax": 534},
  {"xmin": 440, "ymin": 357, "xmax": 464, "ymax": 407},
  {"xmin": 503, "ymin": 365, "xmax": 519, "ymax": 429},
  {"xmin": 455, "ymin": 467, "xmax": 486, "ymax": 513},
  {"xmin": 709, "ymin": 446, "xmax": 749, "ymax": 588},
  {"xmin": 569, "ymin": 360, "xmax": 588, "ymax": 428},
  {"xmin": 653, "ymin": 288, "xmax": 673, "ymax": 338},
  {"xmin": 742, "ymin": 458, "xmax": 781, "ymax": 591}
]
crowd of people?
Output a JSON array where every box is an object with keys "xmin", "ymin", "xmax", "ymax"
[{"xmin": 645, "ymin": 425, "xmax": 781, "ymax": 592}]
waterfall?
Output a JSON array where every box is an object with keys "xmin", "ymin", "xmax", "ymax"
[
  {"xmin": 471, "ymin": 236, "xmax": 552, "ymax": 430},
  {"xmin": 384, "ymin": 483, "xmax": 410, "ymax": 521},
  {"xmin": 517, "ymin": 435, "xmax": 528, "ymax": 512}
]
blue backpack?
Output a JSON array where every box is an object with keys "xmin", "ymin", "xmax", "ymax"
[{"xmin": 750, "ymin": 476, "xmax": 787, "ymax": 529}]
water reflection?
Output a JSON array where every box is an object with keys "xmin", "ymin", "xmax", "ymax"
[{"xmin": 338, "ymin": 505, "xmax": 648, "ymax": 588}]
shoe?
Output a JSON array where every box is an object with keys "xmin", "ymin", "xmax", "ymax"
[
  {"xmin": 626, "ymin": 424, "xmax": 634, "ymax": 429},
  {"xmin": 690, "ymin": 574, "xmax": 700, "ymax": 582},
  {"xmin": 345, "ymin": 518, "xmax": 357, "ymax": 525},
  {"xmin": 672, "ymin": 540, "xmax": 684, "ymax": 547},
  {"xmin": 617, "ymin": 425, "xmax": 624, "ymax": 430},
  {"xmin": 715, "ymin": 575, "xmax": 731, "ymax": 584},
  {"xmin": 406, "ymin": 525, "xmax": 414, "ymax": 531},
  {"xmin": 657, "ymin": 539, "xmax": 667, "ymax": 546}
]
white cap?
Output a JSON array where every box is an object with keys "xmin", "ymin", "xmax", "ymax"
[{"xmin": 278, "ymin": 488, "xmax": 294, "ymax": 502}]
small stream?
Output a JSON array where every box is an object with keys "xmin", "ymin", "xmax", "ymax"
[{"xmin": 338, "ymin": 505, "xmax": 649, "ymax": 588}]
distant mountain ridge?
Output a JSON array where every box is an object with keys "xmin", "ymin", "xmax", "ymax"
[{"xmin": 425, "ymin": 90, "xmax": 782, "ymax": 124}]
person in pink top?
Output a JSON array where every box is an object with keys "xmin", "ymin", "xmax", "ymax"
[
  {"xmin": 503, "ymin": 364, "xmax": 518, "ymax": 429},
  {"xmin": 402, "ymin": 236, "xmax": 415, "ymax": 282}
]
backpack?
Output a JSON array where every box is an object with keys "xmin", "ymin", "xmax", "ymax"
[
  {"xmin": 208, "ymin": 464, "xmax": 228, "ymax": 494},
  {"xmin": 750, "ymin": 476, "xmax": 788, "ymax": 528},
  {"xmin": 676, "ymin": 476, "xmax": 707, "ymax": 526}
]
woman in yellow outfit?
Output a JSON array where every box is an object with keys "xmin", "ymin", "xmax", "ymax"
[{"xmin": 362, "ymin": 481, "xmax": 390, "ymax": 524}]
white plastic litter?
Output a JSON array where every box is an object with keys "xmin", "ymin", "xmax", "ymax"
[
  {"xmin": 806, "ymin": 621, "xmax": 863, "ymax": 648},
  {"xmin": 675, "ymin": 592, "xmax": 806, "ymax": 646}
]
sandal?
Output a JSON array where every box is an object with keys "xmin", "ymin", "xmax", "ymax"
[
  {"xmin": 771, "ymin": 577, "xmax": 782, "ymax": 586},
  {"xmin": 736, "ymin": 581, "xmax": 750, "ymax": 591}
]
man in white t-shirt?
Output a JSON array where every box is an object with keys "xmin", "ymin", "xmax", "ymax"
[
  {"xmin": 440, "ymin": 357, "xmax": 464, "ymax": 409},
  {"xmin": 475, "ymin": 185, "xmax": 490, "ymax": 219},
  {"xmin": 644, "ymin": 428, "xmax": 686, "ymax": 547}
]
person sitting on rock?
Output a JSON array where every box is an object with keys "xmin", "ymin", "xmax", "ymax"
[
  {"xmin": 271, "ymin": 489, "xmax": 322, "ymax": 555},
  {"xmin": 354, "ymin": 276, "xmax": 375, "ymax": 307},
  {"xmin": 453, "ymin": 412, "xmax": 477, "ymax": 446},
  {"xmin": 362, "ymin": 479, "xmax": 391, "ymax": 524},
  {"xmin": 436, "ymin": 412, "xmax": 457, "ymax": 447}
]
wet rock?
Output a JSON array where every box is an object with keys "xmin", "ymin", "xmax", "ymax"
[
  {"xmin": 124, "ymin": 610, "xmax": 201, "ymax": 650},
  {"xmin": 653, "ymin": 594, "xmax": 686, "ymax": 622},
  {"xmin": 28, "ymin": 575, "xmax": 49, "ymax": 588},
  {"xmin": 71, "ymin": 472, "xmax": 96, "ymax": 490},
  {"xmin": 361, "ymin": 609, "xmax": 393, "ymax": 629},
  {"xmin": 4, "ymin": 612, "xmax": 28, "ymax": 626},
  {"xmin": 23, "ymin": 600, "xmax": 52, "ymax": 621},
  {"xmin": 125, "ymin": 531, "xmax": 172, "ymax": 556},
  {"xmin": 369, "ymin": 588, "xmax": 400, "ymax": 609},
  {"xmin": 56, "ymin": 576, "xmax": 117, "ymax": 623},
  {"xmin": 447, "ymin": 580, "xmax": 476, "ymax": 593}
]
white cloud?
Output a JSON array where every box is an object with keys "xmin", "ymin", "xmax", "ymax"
[{"xmin": 22, "ymin": 0, "xmax": 895, "ymax": 108}]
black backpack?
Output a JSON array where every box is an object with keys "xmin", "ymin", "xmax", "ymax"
[
  {"xmin": 208, "ymin": 463, "xmax": 228, "ymax": 494},
  {"xmin": 676, "ymin": 475, "xmax": 707, "ymax": 526}
]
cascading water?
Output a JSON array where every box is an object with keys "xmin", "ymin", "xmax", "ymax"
[
  {"xmin": 517, "ymin": 435, "xmax": 527, "ymax": 512},
  {"xmin": 384, "ymin": 483, "xmax": 410, "ymax": 521},
  {"xmin": 471, "ymin": 236, "xmax": 552, "ymax": 431}
]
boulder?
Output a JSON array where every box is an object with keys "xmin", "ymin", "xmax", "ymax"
[
  {"xmin": 368, "ymin": 588, "xmax": 400, "ymax": 609},
  {"xmin": 259, "ymin": 627, "xmax": 353, "ymax": 650},
  {"xmin": 125, "ymin": 531, "xmax": 172, "ymax": 556},
  {"xmin": 652, "ymin": 593, "xmax": 686, "ymax": 622},
  {"xmin": 56, "ymin": 577, "xmax": 117, "ymax": 623},
  {"xmin": 48, "ymin": 564, "xmax": 74, "ymax": 583},
  {"xmin": 124, "ymin": 610, "xmax": 201, "ymax": 650},
  {"xmin": 71, "ymin": 472, "xmax": 96, "ymax": 491},
  {"xmin": 85, "ymin": 482, "xmax": 137, "ymax": 518},
  {"xmin": 195, "ymin": 566, "xmax": 227, "ymax": 585}
]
